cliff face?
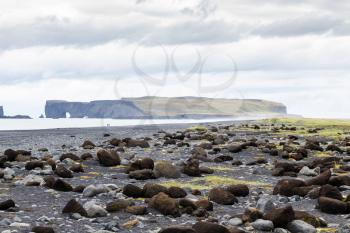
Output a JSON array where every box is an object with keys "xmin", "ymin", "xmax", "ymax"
[
  {"xmin": 45, "ymin": 100, "xmax": 146, "ymax": 119},
  {"xmin": 0, "ymin": 106, "xmax": 3, "ymax": 117},
  {"xmin": 45, "ymin": 97, "xmax": 287, "ymax": 119}
]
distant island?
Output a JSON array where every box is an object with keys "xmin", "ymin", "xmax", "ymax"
[
  {"xmin": 45, "ymin": 96, "xmax": 287, "ymax": 119},
  {"xmin": 0, "ymin": 106, "xmax": 31, "ymax": 119}
]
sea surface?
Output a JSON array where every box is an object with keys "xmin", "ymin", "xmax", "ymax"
[{"xmin": 0, "ymin": 116, "xmax": 267, "ymax": 131}]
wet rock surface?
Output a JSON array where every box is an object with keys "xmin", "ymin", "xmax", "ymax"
[{"xmin": 1, "ymin": 120, "xmax": 350, "ymax": 232}]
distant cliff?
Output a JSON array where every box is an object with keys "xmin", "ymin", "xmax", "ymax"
[
  {"xmin": 45, "ymin": 97, "xmax": 287, "ymax": 119},
  {"xmin": 0, "ymin": 106, "xmax": 31, "ymax": 119}
]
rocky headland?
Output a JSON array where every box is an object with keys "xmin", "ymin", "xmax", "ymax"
[{"xmin": 45, "ymin": 97, "xmax": 287, "ymax": 119}]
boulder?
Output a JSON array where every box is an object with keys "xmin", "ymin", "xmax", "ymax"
[
  {"xmin": 251, "ymin": 219, "xmax": 274, "ymax": 231},
  {"xmin": 192, "ymin": 222, "xmax": 230, "ymax": 233},
  {"xmin": 126, "ymin": 205, "xmax": 147, "ymax": 215},
  {"xmin": 319, "ymin": 184, "xmax": 343, "ymax": 200},
  {"xmin": 256, "ymin": 197, "xmax": 275, "ymax": 214},
  {"xmin": 208, "ymin": 187, "xmax": 238, "ymax": 205},
  {"xmin": 83, "ymin": 200, "xmax": 108, "ymax": 217},
  {"xmin": 25, "ymin": 161, "xmax": 44, "ymax": 170},
  {"xmin": 123, "ymin": 184, "xmax": 143, "ymax": 198},
  {"xmin": 143, "ymin": 183, "xmax": 168, "ymax": 198},
  {"xmin": 183, "ymin": 159, "xmax": 201, "ymax": 177},
  {"xmin": 106, "ymin": 200, "xmax": 133, "ymax": 212},
  {"xmin": 62, "ymin": 199, "xmax": 88, "ymax": 217},
  {"xmin": 97, "ymin": 149, "xmax": 121, "ymax": 167},
  {"xmin": 305, "ymin": 170, "xmax": 331, "ymax": 186},
  {"xmin": 0, "ymin": 199, "xmax": 15, "ymax": 210},
  {"xmin": 225, "ymin": 184, "xmax": 249, "ymax": 197},
  {"xmin": 55, "ymin": 165, "xmax": 73, "ymax": 178},
  {"xmin": 83, "ymin": 184, "xmax": 109, "ymax": 197},
  {"xmin": 52, "ymin": 179, "xmax": 73, "ymax": 192},
  {"xmin": 273, "ymin": 179, "xmax": 306, "ymax": 197},
  {"xmin": 318, "ymin": 197, "xmax": 348, "ymax": 214},
  {"xmin": 81, "ymin": 140, "xmax": 95, "ymax": 149},
  {"xmin": 129, "ymin": 169, "xmax": 155, "ymax": 180},
  {"xmin": 59, "ymin": 153, "xmax": 80, "ymax": 161},
  {"xmin": 154, "ymin": 161, "xmax": 181, "ymax": 178},
  {"xmin": 167, "ymin": 187, "xmax": 187, "ymax": 198},
  {"xmin": 31, "ymin": 226, "xmax": 55, "ymax": 233},
  {"xmin": 149, "ymin": 192, "xmax": 180, "ymax": 217},
  {"xmin": 264, "ymin": 205, "xmax": 295, "ymax": 228},
  {"xmin": 287, "ymin": 220, "xmax": 317, "ymax": 233},
  {"xmin": 159, "ymin": 226, "xmax": 196, "ymax": 233}
]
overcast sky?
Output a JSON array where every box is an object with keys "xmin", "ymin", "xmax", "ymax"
[{"xmin": 0, "ymin": 0, "xmax": 349, "ymax": 118}]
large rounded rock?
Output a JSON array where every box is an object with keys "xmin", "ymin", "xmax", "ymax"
[
  {"xmin": 62, "ymin": 199, "xmax": 87, "ymax": 217},
  {"xmin": 52, "ymin": 179, "xmax": 73, "ymax": 192},
  {"xmin": 83, "ymin": 200, "xmax": 108, "ymax": 217},
  {"xmin": 159, "ymin": 226, "xmax": 196, "ymax": 233},
  {"xmin": 273, "ymin": 179, "xmax": 306, "ymax": 197},
  {"xmin": 31, "ymin": 226, "xmax": 55, "ymax": 233},
  {"xmin": 0, "ymin": 199, "xmax": 15, "ymax": 210},
  {"xmin": 251, "ymin": 219, "xmax": 274, "ymax": 231},
  {"xmin": 264, "ymin": 205, "xmax": 295, "ymax": 228},
  {"xmin": 183, "ymin": 159, "xmax": 201, "ymax": 177},
  {"xmin": 305, "ymin": 170, "xmax": 331, "ymax": 186},
  {"xmin": 97, "ymin": 149, "xmax": 121, "ymax": 167},
  {"xmin": 129, "ymin": 169, "xmax": 155, "ymax": 180},
  {"xmin": 143, "ymin": 183, "xmax": 168, "ymax": 198},
  {"xmin": 208, "ymin": 187, "xmax": 238, "ymax": 205},
  {"xmin": 329, "ymin": 175, "xmax": 350, "ymax": 186},
  {"xmin": 81, "ymin": 140, "xmax": 95, "ymax": 149},
  {"xmin": 60, "ymin": 153, "xmax": 80, "ymax": 162},
  {"xmin": 54, "ymin": 165, "xmax": 73, "ymax": 178},
  {"xmin": 149, "ymin": 192, "xmax": 180, "ymax": 217},
  {"xmin": 318, "ymin": 197, "xmax": 348, "ymax": 214},
  {"xmin": 154, "ymin": 161, "xmax": 181, "ymax": 179},
  {"xmin": 287, "ymin": 220, "xmax": 317, "ymax": 233},
  {"xmin": 25, "ymin": 161, "xmax": 44, "ymax": 170},
  {"xmin": 106, "ymin": 199, "xmax": 133, "ymax": 212},
  {"xmin": 83, "ymin": 184, "xmax": 109, "ymax": 197},
  {"xmin": 319, "ymin": 184, "xmax": 343, "ymax": 200},
  {"xmin": 192, "ymin": 222, "xmax": 230, "ymax": 233},
  {"xmin": 123, "ymin": 184, "xmax": 143, "ymax": 198},
  {"xmin": 225, "ymin": 184, "xmax": 249, "ymax": 197},
  {"xmin": 168, "ymin": 187, "xmax": 187, "ymax": 198}
]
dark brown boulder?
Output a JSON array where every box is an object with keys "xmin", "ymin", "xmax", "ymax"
[
  {"xmin": 4, "ymin": 149, "xmax": 18, "ymax": 161},
  {"xmin": 329, "ymin": 175, "xmax": 350, "ymax": 186},
  {"xmin": 32, "ymin": 226, "xmax": 55, "ymax": 233},
  {"xmin": 126, "ymin": 205, "xmax": 147, "ymax": 215},
  {"xmin": 195, "ymin": 200, "xmax": 213, "ymax": 211},
  {"xmin": 69, "ymin": 163, "xmax": 84, "ymax": 173},
  {"xmin": 305, "ymin": 170, "xmax": 331, "ymax": 186},
  {"xmin": 319, "ymin": 184, "xmax": 343, "ymax": 200},
  {"xmin": 25, "ymin": 161, "xmax": 44, "ymax": 170},
  {"xmin": 81, "ymin": 140, "xmax": 95, "ymax": 149},
  {"xmin": 106, "ymin": 199, "xmax": 133, "ymax": 212},
  {"xmin": 97, "ymin": 149, "xmax": 121, "ymax": 167},
  {"xmin": 129, "ymin": 169, "xmax": 155, "ymax": 180},
  {"xmin": 183, "ymin": 159, "xmax": 201, "ymax": 177},
  {"xmin": 80, "ymin": 153, "xmax": 93, "ymax": 160},
  {"xmin": 192, "ymin": 222, "xmax": 230, "ymax": 233},
  {"xmin": 273, "ymin": 179, "xmax": 306, "ymax": 196},
  {"xmin": 225, "ymin": 184, "xmax": 249, "ymax": 197},
  {"xmin": 62, "ymin": 199, "xmax": 87, "ymax": 217},
  {"xmin": 123, "ymin": 184, "xmax": 144, "ymax": 198},
  {"xmin": 167, "ymin": 187, "xmax": 187, "ymax": 198},
  {"xmin": 140, "ymin": 157, "xmax": 154, "ymax": 170},
  {"xmin": 0, "ymin": 199, "xmax": 15, "ymax": 210},
  {"xmin": 294, "ymin": 211, "xmax": 326, "ymax": 228},
  {"xmin": 110, "ymin": 138, "xmax": 122, "ymax": 146},
  {"xmin": 318, "ymin": 197, "xmax": 348, "ymax": 214},
  {"xmin": 52, "ymin": 179, "xmax": 73, "ymax": 192},
  {"xmin": 149, "ymin": 192, "xmax": 180, "ymax": 217},
  {"xmin": 208, "ymin": 187, "xmax": 237, "ymax": 205},
  {"xmin": 59, "ymin": 153, "xmax": 80, "ymax": 161},
  {"xmin": 264, "ymin": 205, "xmax": 295, "ymax": 228},
  {"xmin": 125, "ymin": 139, "xmax": 150, "ymax": 148},
  {"xmin": 242, "ymin": 207, "xmax": 263, "ymax": 223},
  {"xmin": 55, "ymin": 165, "xmax": 73, "ymax": 178},
  {"xmin": 143, "ymin": 183, "xmax": 168, "ymax": 198},
  {"xmin": 159, "ymin": 226, "xmax": 196, "ymax": 233}
]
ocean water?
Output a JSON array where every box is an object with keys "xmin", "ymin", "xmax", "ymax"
[{"xmin": 0, "ymin": 116, "xmax": 266, "ymax": 131}]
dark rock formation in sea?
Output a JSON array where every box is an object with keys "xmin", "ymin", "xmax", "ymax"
[
  {"xmin": 45, "ymin": 97, "xmax": 287, "ymax": 119},
  {"xmin": 0, "ymin": 106, "xmax": 31, "ymax": 119}
]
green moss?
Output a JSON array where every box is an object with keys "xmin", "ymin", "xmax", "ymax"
[
  {"xmin": 207, "ymin": 166, "xmax": 234, "ymax": 171},
  {"xmin": 314, "ymin": 151, "xmax": 332, "ymax": 158},
  {"xmin": 159, "ymin": 175, "xmax": 271, "ymax": 190},
  {"xmin": 188, "ymin": 125, "xmax": 208, "ymax": 132},
  {"xmin": 317, "ymin": 228, "xmax": 337, "ymax": 233}
]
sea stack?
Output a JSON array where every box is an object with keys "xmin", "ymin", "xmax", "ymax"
[{"xmin": 0, "ymin": 106, "xmax": 4, "ymax": 117}]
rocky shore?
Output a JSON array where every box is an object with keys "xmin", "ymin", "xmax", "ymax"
[{"xmin": 1, "ymin": 118, "xmax": 350, "ymax": 233}]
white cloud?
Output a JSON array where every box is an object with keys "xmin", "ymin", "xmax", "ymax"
[{"xmin": 0, "ymin": 0, "xmax": 349, "ymax": 118}]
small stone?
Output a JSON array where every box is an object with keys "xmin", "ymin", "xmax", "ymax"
[
  {"xmin": 228, "ymin": 217, "xmax": 243, "ymax": 226},
  {"xmin": 83, "ymin": 200, "xmax": 108, "ymax": 217}
]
